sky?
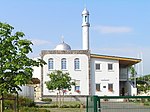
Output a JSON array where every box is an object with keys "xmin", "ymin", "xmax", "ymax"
[{"xmin": 0, "ymin": 0, "xmax": 150, "ymax": 75}]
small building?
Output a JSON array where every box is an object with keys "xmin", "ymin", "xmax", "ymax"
[{"xmin": 33, "ymin": 8, "xmax": 141, "ymax": 99}]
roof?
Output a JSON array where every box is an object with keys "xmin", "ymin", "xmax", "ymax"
[
  {"xmin": 54, "ymin": 41, "xmax": 71, "ymax": 50},
  {"xmin": 91, "ymin": 54, "xmax": 141, "ymax": 67},
  {"xmin": 82, "ymin": 8, "xmax": 89, "ymax": 15}
]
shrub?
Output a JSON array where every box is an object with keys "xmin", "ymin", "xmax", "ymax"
[
  {"xmin": 3, "ymin": 94, "xmax": 35, "ymax": 110},
  {"xmin": 18, "ymin": 96, "xmax": 35, "ymax": 107},
  {"xmin": 144, "ymin": 102, "xmax": 150, "ymax": 106},
  {"xmin": 60, "ymin": 105, "xmax": 69, "ymax": 108},
  {"xmin": 41, "ymin": 98, "xmax": 52, "ymax": 103},
  {"xmin": 4, "ymin": 107, "xmax": 50, "ymax": 112}
]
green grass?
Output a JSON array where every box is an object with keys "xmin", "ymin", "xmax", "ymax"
[{"xmin": 45, "ymin": 108, "xmax": 85, "ymax": 112}]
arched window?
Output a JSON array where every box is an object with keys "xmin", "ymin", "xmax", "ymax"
[
  {"xmin": 48, "ymin": 58, "xmax": 53, "ymax": 70},
  {"xmin": 74, "ymin": 58, "xmax": 80, "ymax": 70},
  {"xmin": 61, "ymin": 58, "xmax": 66, "ymax": 70}
]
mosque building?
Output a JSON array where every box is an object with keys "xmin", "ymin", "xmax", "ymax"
[{"xmin": 33, "ymin": 8, "xmax": 141, "ymax": 99}]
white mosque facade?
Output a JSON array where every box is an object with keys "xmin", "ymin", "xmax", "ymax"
[{"xmin": 33, "ymin": 8, "xmax": 141, "ymax": 98}]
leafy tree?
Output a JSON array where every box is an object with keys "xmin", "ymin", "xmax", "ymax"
[
  {"xmin": 129, "ymin": 66, "xmax": 137, "ymax": 78},
  {"xmin": 129, "ymin": 66, "xmax": 137, "ymax": 88},
  {"xmin": 0, "ymin": 22, "xmax": 46, "ymax": 111},
  {"xmin": 136, "ymin": 74, "xmax": 150, "ymax": 93},
  {"xmin": 45, "ymin": 70, "xmax": 75, "ymax": 107}
]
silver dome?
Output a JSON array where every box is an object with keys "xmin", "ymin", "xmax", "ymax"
[{"xmin": 54, "ymin": 42, "xmax": 71, "ymax": 50}]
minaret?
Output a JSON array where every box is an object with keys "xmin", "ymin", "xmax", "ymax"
[{"xmin": 82, "ymin": 8, "xmax": 90, "ymax": 50}]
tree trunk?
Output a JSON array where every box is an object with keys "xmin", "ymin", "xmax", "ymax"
[
  {"xmin": 1, "ymin": 93, "xmax": 4, "ymax": 112},
  {"xmin": 59, "ymin": 90, "xmax": 61, "ymax": 107},
  {"xmin": 56, "ymin": 93, "xmax": 58, "ymax": 105},
  {"xmin": 62, "ymin": 91, "xmax": 64, "ymax": 105},
  {"xmin": 16, "ymin": 93, "xmax": 19, "ymax": 112}
]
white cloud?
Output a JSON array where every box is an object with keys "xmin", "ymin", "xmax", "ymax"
[
  {"xmin": 31, "ymin": 38, "xmax": 51, "ymax": 45},
  {"xmin": 93, "ymin": 25, "xmax": 133, "ymax": 34}
]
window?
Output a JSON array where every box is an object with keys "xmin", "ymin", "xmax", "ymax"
[
  {"xmin": 48, "ymin": 58, "xmax": 53, "ymax": 70},
  {"xmin": 85, "ymin": 16, "xmax": 87, "ymax": 22},
  {"xmin": 108, "ymin": 84, "xmax": 113, "ymax": 92},
  {"xmin": 61, "ymin": 58, "xmax": 66, "ymax": 70},
  {"xmin": 96, "ymin": 84, "xmax": 101, "ymax": 91},
  {"xmin": 74, "ymin": 58, "xmax": 80, "ymax": 70},
  {"xmin": 95, "ymin": 63, "xmax": 101, "ymax": 70},
  {"xmin": 108, "ymin": 63, "xmax": 113, "ymax": 70},
  {"xmin": 75, "ymin": 80, "xmax": 80, "ymax": 93}
]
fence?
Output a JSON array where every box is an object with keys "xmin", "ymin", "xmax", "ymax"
[{"xmin": 86, "ymin": 96, "xmax": 150, "ymax": 112}]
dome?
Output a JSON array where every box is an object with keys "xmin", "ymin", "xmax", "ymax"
[
  {"xmin": 82, "ymin": 8, "xmax": 89, "ymax": 15},
  {"xmin": 54, "ymin": 41, "xmax": 71, "ymax": 50}
]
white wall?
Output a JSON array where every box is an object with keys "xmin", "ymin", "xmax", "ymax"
[
  {"xmin": 126, "ymin": 81, "xmax": 137, "ymax": 96},
  {"xmin": 91, "ymin": 58, "xmax": 119, "ymax": 96},
  {"xmin": 18, "ymin": 86, "xmax": 34, "ymax": 100},
  {"xmin": 32, "ymin": 57, "xmax": 41, "ymax": 80},
  {"xmin": 42, "ymin": 53, "xmax": 89, "ymax": 96}
]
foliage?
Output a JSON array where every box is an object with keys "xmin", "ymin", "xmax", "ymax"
[
  {"xmin": 144, "ymin": 102, "xmax": 150, "ymax": 106},
  {"xmin": 0, "ymin": 22, "xmax": 46, "ymax": 95},
  {"xmin": 37, "ymin": 101, "xmax": 82, "ymax": 108},
  {"xmin": 47, "ymin": 108, "xmax": 85, "ymax": 112},
  {"xmin": 3, "ymin": 94, "xmax": 35, "ymax": 110},
  {"xmin": 45, "ymin": 70, "xmax": 75, "ymax": 92},
  {"xmin": 4, "ymin": 107, "xmax": 50, "ymax": 112},
  {"xmin": 19, "ymin": 107, "xmax": 50, "ymax": 112},
  {"xmin": 41, "ymin": 98, "xmax": 52, "ymax": 103},
  {"xmin": 129, "ymin": 66, "xmax": 137, "ymax": 78},
  {"xmin": 45, "ymin": 70, "xmax": 75, "ymax": 107},
  {"xmin": 136, "ymin": 74, "xmax": 150, "ymax": 93}
]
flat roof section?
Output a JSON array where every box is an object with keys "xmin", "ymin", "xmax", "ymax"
[{"xmin": 91, "ymin": 54, "xmax": 141, "ymax": 67}]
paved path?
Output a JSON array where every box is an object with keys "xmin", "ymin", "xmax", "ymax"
[{"xmin": 100, "ymin": 102, "xmax": 150, "ymax": 112}]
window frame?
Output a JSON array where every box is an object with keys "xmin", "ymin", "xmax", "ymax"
[
  {"xmin": 108, "ymin": 63, "xmax": 113, "ymax": 71},
  {"xmin": 108, "ymin": 83, "xmax": 113, "ymax": 92},
  {"xmin": 96, "ymin": 83, "xmax": 101, "ymax": 92},
  {"xmin": 74, "ymin": 58, "xmax": 80, "ymax": 70},
  {"xmin": 74, "ymin": 80, "xmax": 80, "ymax": 93},
  {"xmin": 48, "ymin": 58, "xmax": 54, "ymax": 70},
  {"xmin": 95, "ymin": 63, "xmax": 101, "ymax": 71},
  {"xmin": 61, "ymin": 58, "xmax": 67, "ymax": 70}
]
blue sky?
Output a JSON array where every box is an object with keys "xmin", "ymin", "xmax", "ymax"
[{"xmin": 1, "ymin": 0, "xmax": 150, "ymax": 75}]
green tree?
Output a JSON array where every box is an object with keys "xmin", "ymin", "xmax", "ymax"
[
  {"xmin": 45, "ymin": 70, "xmax": 75, "ymax": 107},
  {"xmin": 129, "ymin": 66, "xmax": 137, "ymax": 78},
  {"xmin": 136, "ymin": 74, "xmax": 150, "ymax": 93},
  {"xmin": 0, "ymin": 22, "xmax": 46, "ymax": 112},
  {"xmin": 129, "ymin": 66, "xmax": 137, "ymax": 88}
]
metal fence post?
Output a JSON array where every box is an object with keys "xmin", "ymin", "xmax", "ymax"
[
  {"xmin": 86, "ymin": 96, "xmax": 88, "ymax": 112},
  {"xmin": 97, "ymin": 97, "xmax": 101, "ymax": 112}
]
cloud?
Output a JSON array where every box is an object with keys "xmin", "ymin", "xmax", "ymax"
[
  {"xmin": 31, "ymin": 38, "xmax": 51, "ymax": 45},
  {"xmin": 92, "ymin": 25, "xmax": 133, "ymax": 34}
]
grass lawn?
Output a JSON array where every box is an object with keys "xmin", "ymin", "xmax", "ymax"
[{"xmin": 45, "ymin": 108, "xmax": 85, "ymax": 112}]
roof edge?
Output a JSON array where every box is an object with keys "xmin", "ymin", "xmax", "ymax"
[{"xmin": 90, "ymin": 54, "xmax": 141, "ymax": 64}]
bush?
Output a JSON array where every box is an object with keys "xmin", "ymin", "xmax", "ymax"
[
  {"xmin": 60, "ymin": 105, "xmax": 69, "ymax": 108},
  {"xmin": 144, "ymin": 102, "xmax": 150, "ymax": 106},
  {"xmin": 4, "ymin": 107, "xmax": 50, "ymax": 112},
  {"xmin": 41, "ymin": 98, "xmax": 52, "ymax": 103},
  {"xmin": 3, "ymin": 94, "xmax": 35, "ymax": 110},
  {"xmin": 18, "ymin": 96, "xmax": 35, "ymax": 107}
]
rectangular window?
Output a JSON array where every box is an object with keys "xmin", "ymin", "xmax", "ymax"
[
  {"xmin": 108, "ymin": 63, "xmax": 113, "ymax": 70},
  {"xmin": 75, "ymin": 80, "xmax": 80, "ymax": 93},
  {"xmin": 48, "ymin": 58, "xmax": 53, "ymax": 70},
  {"xmin": 61, "ymin": 58, "xmax": 67, "ymax": 70},
  {"xmin": 74, "ymin": 58, "xmax": 80, "ymax": 70},
  {"xmin": 96, "ymin": 84, "xmax": 100, "ymax": 91},
  {"xmin": 108, "ymin": 83, "xmax": 113, "ymax": 92},
  {"xmin": 95, "ymin": 63, "xmax": 101, "ymax": 70}
]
